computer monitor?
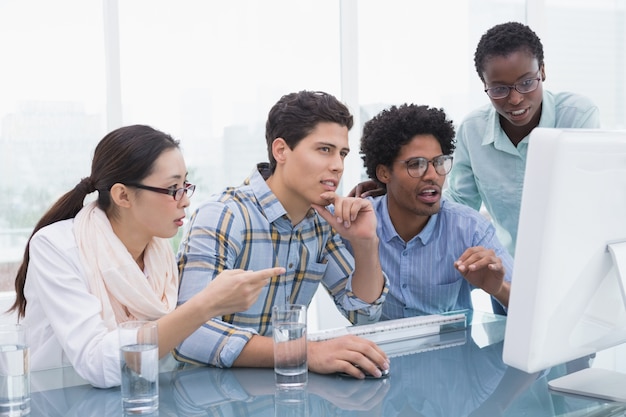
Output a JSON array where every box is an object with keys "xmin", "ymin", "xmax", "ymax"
[{"xmin": 502, "ymin": 128, "xmax": 626, "ymax": 402}]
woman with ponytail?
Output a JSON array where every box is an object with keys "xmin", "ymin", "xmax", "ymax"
[{"xmin": 10, "ymin": 125, "xmax": 283, "ymax": 388}]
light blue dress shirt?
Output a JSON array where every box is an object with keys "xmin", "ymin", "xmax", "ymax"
[
  {"xmin": 366, "ymin": 196, "xmax": 513, "ymax": 320},
  {"xmin": 445, "ymin": 90, "xmax": 600, "ymax": 256}
]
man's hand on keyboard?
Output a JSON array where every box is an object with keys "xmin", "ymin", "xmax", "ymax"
[
  {"xmin": 454, "ymin": 246, "xmax": 510, "ymax": 308},
  {"xmin": 307, "ymin": 335, "xmax": 390, "ymax": 379}
]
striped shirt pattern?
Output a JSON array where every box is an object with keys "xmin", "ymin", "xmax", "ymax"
[{"xmin": 368, "ymin": 195, "xmax": 514, "ymax": 320}]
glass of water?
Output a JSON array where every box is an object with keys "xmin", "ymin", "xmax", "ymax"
[
  {"xmin": 119, "ymin": 321, "xmax": 159, "ymax": 415},
  {"xmin": 0, "ymin": 324, "xmax": 29, "ymax": 417},
  {"xmin": 272, "ymin": 304, "xmax": 307, "ymax": 388}
]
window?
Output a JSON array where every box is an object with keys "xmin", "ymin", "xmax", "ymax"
[{"xmin": 1, "ymin": 0, "xmax": 624, "ymax": 294}]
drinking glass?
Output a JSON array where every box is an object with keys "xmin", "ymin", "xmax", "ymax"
[
  {"xmin": 0, "ymin": 324, "xmax": 29, "ymax": 417},
  {"xmin": 272, "ymin": 304, "xmax": 307, "ymax": 388},
  {"xmin": 119, "ymin": 321, "xmax": 159, "ymax": 415}
]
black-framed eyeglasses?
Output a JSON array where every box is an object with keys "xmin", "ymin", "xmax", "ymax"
[
  {"xmin": 396, "ymin": 155, "xmax": 453, "ymax": 178},
  {"xmin": 484, "ymin": 70, "xmax": 542, "ymax": 99},
  {"xmin": 125, "ymin": 182, "xmax": 196, "ymax": 201}
]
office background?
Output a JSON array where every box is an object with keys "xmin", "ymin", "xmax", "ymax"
[{"xmin": 0, "ymin": 0, "xmax": 624, "ymax": 321}]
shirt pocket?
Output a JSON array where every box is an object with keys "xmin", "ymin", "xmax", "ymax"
[
  {"xmin": 406, "ymin": 278, "xmax": 464, "ymax": 315},
  {"xmin": 300, "ymin": 261, "xmax": 328, "ymax": 284}
]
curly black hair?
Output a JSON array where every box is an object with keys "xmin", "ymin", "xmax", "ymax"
[
  {"xmin": 360, "ymin": 104, "xmax": 455, "ymax": 187},
  {"xmin": 474, "ymin": 22, "xmax": 544, "ymax": 82}
]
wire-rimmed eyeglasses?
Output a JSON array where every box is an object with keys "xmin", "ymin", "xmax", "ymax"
[
  {"xmin": 396, "ymin": 155, "xmax": 453, "ymax": 178},
  {"xmin": 125, "ymin": 182, "xmax": 196, "ymax": 201},
  {"xmin": 484, "ymin": 70, "xmax": 542, "ymax": 99}
]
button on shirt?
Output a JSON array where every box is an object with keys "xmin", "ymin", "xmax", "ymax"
[
  {"xmin": 445, "ymin": 90, "xmax": 600, "ymax": 256},
  {"xmin": 368, "ymin": 196, "xmax": 513, "ymax": 320},
  {"xmin": 175, "ymin": 165, "xmax": 388, "ymax": 367}
]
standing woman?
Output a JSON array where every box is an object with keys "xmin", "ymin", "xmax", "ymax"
[{"xmin": 10, "ymin": 125, "xmax": 283, "ymax": 388}]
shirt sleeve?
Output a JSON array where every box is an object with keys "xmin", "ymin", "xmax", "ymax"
[
  {"xmin": 575, "ymin": 105, "xmax": 601, "ymax": 128},
  {"xmin": 550, "ymin": 91, "xmax": 601, "ymax": 130},
  {"xmin": 323, "ymin": 230, "xmax": 388, "ymax": 325},
  {"xmin": 27, "ymin": 227, "xmax": 120, "ymax": 388},
  {"xmin": 444, "ymin": 121, "xmax": 483, "ymax": 211},
  {"xmin": 175, "ymin": 202, "xmax": 257, "ymax": 368}
]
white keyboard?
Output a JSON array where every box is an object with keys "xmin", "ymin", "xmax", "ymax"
[
  {"xmin": 381, "ymin": 329, "xmax": 467, "ymax": 358},
  {"xmin": 307, "ymin": 312, "xmax": 467, "ymax": 345}
]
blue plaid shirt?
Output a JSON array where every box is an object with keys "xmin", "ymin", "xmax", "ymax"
[{"xmin": 174, "ymin": 164, "xmax": 388, "ymax": 367}]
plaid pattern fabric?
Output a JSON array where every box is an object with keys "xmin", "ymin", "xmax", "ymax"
[{"xmin": 174, "ymin": 165, "xmax": 387, "ymax": 367}]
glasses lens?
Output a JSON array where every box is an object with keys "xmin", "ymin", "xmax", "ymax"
[
  {"xmin": 186, "ymin": 184, "xmax": 195, "ymax": 198},
  {"xmin": 174, "ymin": 188, "xmax": 183, "ymax": 201},
  {"xmin": 516, "ymin": 78, "xmax": 539, "ymax": 93},
  {"xmin": 487, "ymin": 86, "xmax": 510, "ymax": 99},
  {"xmin": 174, "ymin": 183, "xmax": 195, "ymax": 200},
  {"xmin": 433, "ymin": 156, "xmax": 453, "ymax": 175},
  {"xmin": 406, "ymin": 158, "xmax": 428, "ymax": 178}
]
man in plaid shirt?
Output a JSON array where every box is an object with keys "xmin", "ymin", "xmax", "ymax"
[{"xmin": 175, "ymin": 90, "xmax": 390, "ymax": 379}]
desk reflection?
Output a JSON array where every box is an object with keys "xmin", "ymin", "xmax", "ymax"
[
  {"xmin": 32, "ymin": 385, "xmax": 120, "ymax": 417},
  {"xmin": 170, "ymin": 329, "xmax": 545, "ymax": 417},
  {"xmin": 29, "ymin": 316, "xmax": 612, "ymax": 417},
  {"xmin": 171, "ymin": 365, "xmax": 390, "ymax": 416}
]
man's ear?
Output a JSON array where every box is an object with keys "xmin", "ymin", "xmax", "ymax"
[
  {"xmin": 109, "ymin": 183, "xmax": 132, "ymax": 208},
  {"xmin": 272, "ymin": 138, "xmax": 289, "ymax": 165},
  {"xmin": 540, "ymin": 63, "xmax": 546, "ymax": 82},
  {"xmin": 376, "ymin": 164, "xmax": 391, "ymax": 185}
]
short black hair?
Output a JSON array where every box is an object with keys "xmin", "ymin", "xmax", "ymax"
[
  {"xmin": 265, "ymin": 90, "xmax": 353, "ymax": 173},
  {"xmin": 360, "ymin": 104, "xmax": 455, "ymax": 187},
  {"xmin": 474, "ymin": 21, "xmax": 544, "ymax": 82}
]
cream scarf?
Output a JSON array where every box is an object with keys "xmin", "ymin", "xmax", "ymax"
[{"xmin": 74, "ymin": 201, "xmax": 178, "ymax": 330}]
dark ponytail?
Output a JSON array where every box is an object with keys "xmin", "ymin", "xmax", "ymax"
[{"xmin": 10, "ymin": 125, "xmax": 179, "ymax": 319}]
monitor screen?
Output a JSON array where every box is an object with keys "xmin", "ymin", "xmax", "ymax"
[{"xmin": 502, "ymin": 128, "xmax": 626, "ymax": 402}]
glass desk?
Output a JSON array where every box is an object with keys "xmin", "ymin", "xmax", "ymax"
[{"xmin": 29, "ymin": 312, "xmax": 626, "ymax": 416}]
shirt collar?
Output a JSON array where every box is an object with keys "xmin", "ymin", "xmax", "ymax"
[
  {"xmin": 246, "ymin": 163, "xmax": 316, "ymax": 224},
  {"xmin": 483, "ymin": 90, "xmax": 554, "ymax": 154},
  {"xmin": 537, "ymin": 90, "xmax": 556, "ymax": 127},
  {"xmin": 376, "ymin": 194, "xmax": 439, "ymax": 246},
  {"xmin": 245, "ymin": 163, "xmax": 287, "ymax": 223}
]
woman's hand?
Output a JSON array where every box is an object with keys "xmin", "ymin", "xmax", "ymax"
[{"xmin": 203, "ymin": 267, "xmax": 285, "ymax": 317}]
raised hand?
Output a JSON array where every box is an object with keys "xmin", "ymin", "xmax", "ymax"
[
  {"xmin": 454, "ymin": 246, "xmax": 508, "ymax": 306},
  {"xmin": 312, "ymin": 192, "xmax": 377, "ymax": 242},
  {"xmin": 347, "ymin": 180, "xmax": 385, "ymax": 198}
]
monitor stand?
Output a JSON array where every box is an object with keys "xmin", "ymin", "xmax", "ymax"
[
  {"xmin": 549, "ymin": 242, "xmax": 626, "ymax": 403},
  {"xmin": 548, "ymin": 368, "xmax": 626, "ymax": 402},
  {"xmin": 608, "ymin": 241, "xmax": 626, "ymax": 307}
]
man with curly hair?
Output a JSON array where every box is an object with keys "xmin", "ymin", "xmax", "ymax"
[
  {"xmin": 356, "ymin": 104, "xmax": 513, "ymax": 319},
  {"xmin": 445, "ymin": 22, "xmax": 600, "ymax": 260}
]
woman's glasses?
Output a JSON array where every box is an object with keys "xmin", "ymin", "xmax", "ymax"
[
  {"xmin": 125, "ymin": 182, "xmax": 196, "ymax": 201},
  {"xmin": 484, "ymin": 69, "xmax": 542, "ymax": 99}
]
